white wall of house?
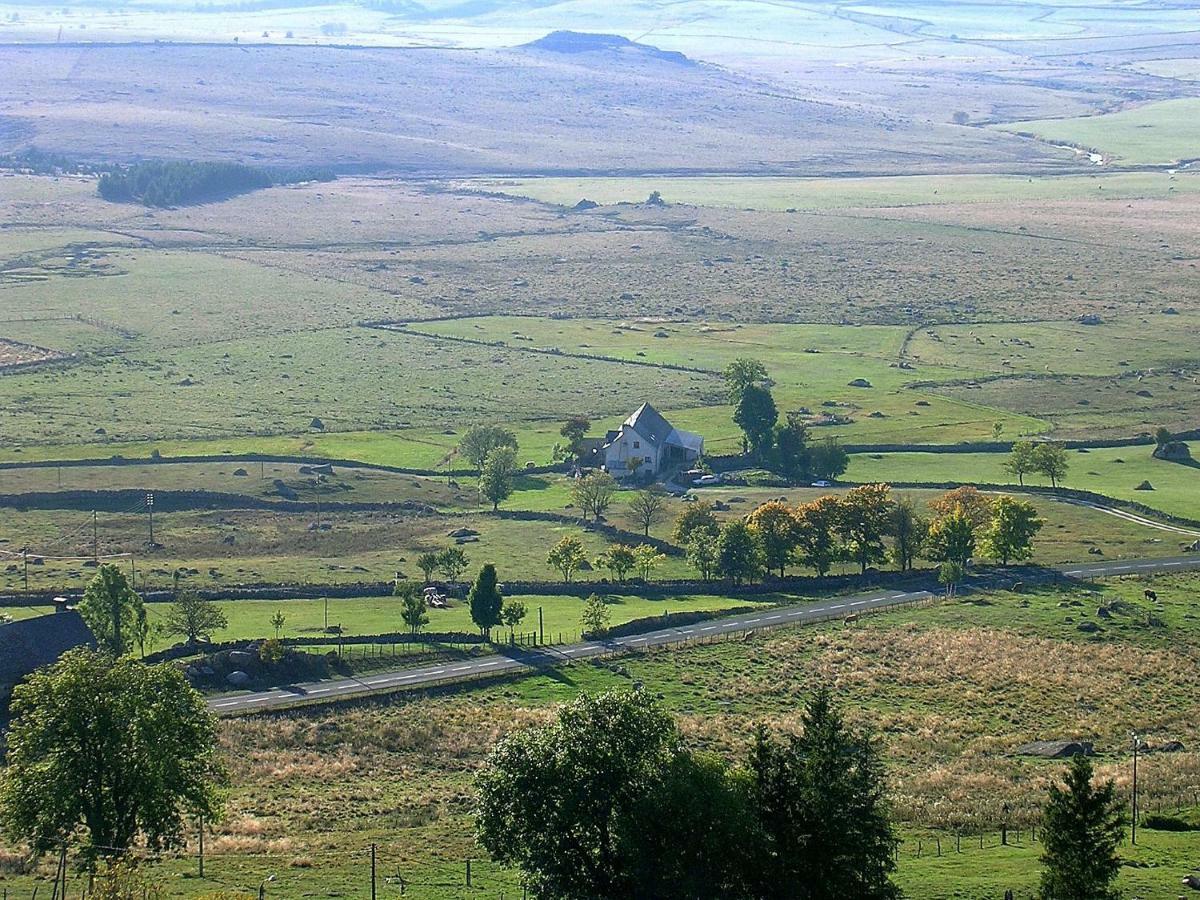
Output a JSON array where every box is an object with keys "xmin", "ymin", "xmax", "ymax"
[{"xmin": 604, "ymin": 427, "xmax": 660, "ymax": 474}]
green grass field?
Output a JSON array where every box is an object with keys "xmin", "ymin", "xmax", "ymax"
[
  {"xmin": 846, "ymin": 446, "xmax": 1200, "ymax": 521},
  {"xmin": 995, "ymin": 98, "xmax": 1200, "ymax": 166},
  {"xmin": 474, "ymin": 171, "xmax": 1200, "ymax": 211}
]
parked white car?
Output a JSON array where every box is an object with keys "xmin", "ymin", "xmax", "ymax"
[
  {"xmin": 692, "ymin": 474, "xmax": 721, "ymax": 486},
  {"xmin": 811, "ymin": 480, "xmax": 832, "ymax": 487}
]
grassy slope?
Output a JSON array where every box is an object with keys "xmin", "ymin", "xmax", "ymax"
[
  {"xmin": 994, "ymin": 98, "xmax": 1200, "ymax": 166},
  {"xmin": 846, "ymin": 446, "xmax": 1200, "ymax": 521}
]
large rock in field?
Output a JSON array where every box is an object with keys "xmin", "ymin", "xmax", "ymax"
[
  {"xmin": 226, "ymin": 670, "xmax": 250, "ymax": 686},
  {"xmin": 1153, "ymin": 441, "xmax": 1191, "ymax": 461},
  {"xmin": 1014, "ymin": 740, "xmax": 1095, "ymax": 759},
  {"xmin": 228, "ymin": 649, "xmax": 256, "ymax": 668}
]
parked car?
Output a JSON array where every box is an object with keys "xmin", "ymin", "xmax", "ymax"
[
  {"xmin": 692, "ymin": 474, "xmax": 721, "ymax": 486},
  {"xmin": 811, "ymin": 480, "xmax": 832, "ymax": 487}
]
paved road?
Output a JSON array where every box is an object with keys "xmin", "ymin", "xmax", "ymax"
[{"xmin": 208, "ymin": 554, "xmax": 1200, "ymax": 715}]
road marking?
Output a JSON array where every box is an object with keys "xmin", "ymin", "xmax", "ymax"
[
  {"xmin": 829, "ymin": 604, "xmax": 845, "ymax": 610},
  {"xmin": 765, "ymin": 615, "xmax": 782, "ymax": 620}
]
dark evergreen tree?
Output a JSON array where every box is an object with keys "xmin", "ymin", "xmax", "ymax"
[
  {"xmin": 1039, "ymin": 754, "xmax": 1125, "ymax": 900},
  {"xmin": 468, "ymin": 563, "xmax": 503, "ymax": 638}
]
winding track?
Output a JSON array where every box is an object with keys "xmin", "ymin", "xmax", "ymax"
[{"xmin": 208, "ymin": 553, "xmax": 1200, "ymax": 715}]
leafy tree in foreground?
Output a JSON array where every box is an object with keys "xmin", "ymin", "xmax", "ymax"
[
  {"xmin": 77, "ymin": 563, "xmax": 147, "ymax": 657},
  {"xmin": 581, "ymin": 593, "xmax": 612, "ymax": 636},
  {"xmin": 478, "ymin": 446, "xmax": 518, "ymax": 510},
  {"xmin": 547, "ymin": 535, "xmax": 588, "ymax": 583},
  {"xmin": 475, "ymin": 690, "xmax": 679, "ymax": 900},
  {"xmin": 717, "ymin": 520, "xmax": 764, "ymax": 585},
  {"xmin": 160, "ymin": 588, "xmax": 228, "ymax": 644},
  {"xmin": 837, "ymin": 483, "xmax": 894, "ymax": 574},
  {"xmin": 1039, "ymin": 754, "xmax": 1124, "ymax": 900},
  {"xmin": 0, "ymin": 649, "xmax": 224, "ymax": 857},
  {"xmin": 468, "ymin": 564, "xmax": 503, "ymax": 639},
  {"xmin": 628, "ymin": 486, "xmax": 668, "ymax": 536},
  {"xmin": 794, "ymin": 495, "xmax": 844, "ymax": 577},
  {"xmin": 889, "ymin": 495, "xmax": 926, "ymax": 573},
  {"xmin": 459, "ymin": 424, "xmax": 519, "ymax": 471},
  {"xmin": 673, "ymin": 500, "xmax": 718, "ymax": 545},
  {"xmin": 747, "ymin": 500, "xmax": 802, "ymax": 577},
  {"xmin": 734, "ymin": 383, "xmax": 778, "ymax": 460},
  {"xmin": 749, "ymin": 689, "xmax": 899, "ymax": 900},
  {"xmin": 982, "ymin": 495, "xmax": 1043, "ymax": 565}
]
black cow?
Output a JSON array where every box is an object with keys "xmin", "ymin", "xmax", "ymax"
[{"xmin": 1144, "ymin": 589, "xmax": 1158, "ymax": 602}]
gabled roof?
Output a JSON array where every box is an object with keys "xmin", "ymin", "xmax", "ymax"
[
  {"xmin": 0, "ymin": 610, "xmax": 95, "ymax": 698},
  {"xmin": 623, "ymin": 402, "xmax": 674, "ymax": 446}
]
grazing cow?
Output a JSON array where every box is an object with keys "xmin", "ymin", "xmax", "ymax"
[
  {"xmin": 843, "ymin": 613, "xmax": 859, "ymax": 626},
  {"xmin": 1144, "ymin": 589, "xmax": 1158, "ymax": 603}
]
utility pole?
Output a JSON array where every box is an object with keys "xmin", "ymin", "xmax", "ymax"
[
  {"xmin": 21, "ymin": 547, "xmax": 28, "ymax": 591},
  {"xmin": 538, "ymin": 606, "xmax": 544, "ymax": 645},
  {"xmin": 370, "ymin": 843, "xmax": 376, "ymax": 900},
  {"xmin": 146, "ymin": 492, "xmax": 155, "ymax": 544},
  {"xmin": 1131, "ymin": 732, "xmax": 1141, "ymax": 845},
  {"xmin": 198, "ymin": 816, "xmax": 205, "ymax": 878},
  {"xmin": 93, "ymin": 510, "xmax": 98, "ymax": 560}
]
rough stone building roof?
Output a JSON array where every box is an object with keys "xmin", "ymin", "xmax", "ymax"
[{"xmin": 0, "ymin": 610, "xmax": 95, "ymax": 705}]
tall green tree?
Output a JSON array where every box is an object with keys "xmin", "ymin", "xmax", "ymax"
[
  {"xmin": 500, "ymin": 600, "xmax": 528, "ymax": 641},
  {"xmin": 733, "ymin": 384, "xmax": 778, "ymax": 460},
  {"xmin": 794, "ymin": 495, "xmax": 844, "ymax": 577},
  {"xmin": 1003, "ymin": 440, "xmax": 1038, "ymax": 486},
  {"xmin": 982, "ymin": 495, "xmax": 1043, "ymax": 565},
  {"xmin": 77, "ymin": 564, "xmax": 147, "ymax": 657},
  {"xmin": 548, "ymin": 535, "xmax": 588, "ymax": 583},
  {"xmin": 1033, "ymin": 442, "xmax": 1070, "ymax": 488},
  {"xmin": 748, "ymin": 689, "xmax": 899, "ymax": 900},
  {"xmin": 632, "ymin": 544, "xmax": 666, "ymax": 581},
  {"xmin": 747, "ymin": 501, "xmax": 802, "ymax": 578},
  {"xmin": 416, "ymin": 551, "xmax": 441, "ymax": 583},
  {"xmin": 837, "ymin": 484, "xmax": 894, "ymax": 574},
  {"xmin": 723, "ymin": 358, "xmax": 769, "ymax": 403},
  {"xmin": 459, "ymin": 424, "xmax": 519, "ymax": 471},
  {"xmin": 475, "ymin": 690, "xmax": 680, "ymax": 900},
  {"xmin": 468, "ymin": 563, "xmax": 503, "ymax": 638},
  {"xmin": 1039, "ymin": 755, "xmax": 1125, "ymax": 900},
  {"xmin": 809, "ymin": 439, "xmax": 849, "ymax": 481},
  {"xmin": 581, "ymin": 593, "xmax": 612, "ymax": 636},
  {"xmin": 478, "ymin": 446, "xmax": 517, "ymax": 510},
  {"xmin": 160, "ymin": 588, "xmax": 228, "ymax": 645},
  {"xmin": 0, "ymin": 649, "xmax": 224, "ymax": 857},
  {"xmin": 717, "ymin": 521, "xmax": 764, "ymax": 585},
  {"xmin": 437, "ymin": 546, "xmax": 470, "ymax": 581},
  {"xmin": 889, "ymin": 496, "xmax": 927, "ymax": 573},
  {"xmin": 396, "ymin": 583, "xmax": 429, "ymax": 635}
]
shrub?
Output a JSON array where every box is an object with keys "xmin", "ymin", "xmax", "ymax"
[
  {"xmin": 259, "ymin": 638, "xmax": 285, "ymax": 665},
  {"xmin": 1141, "ymin": 813, "xmax": 1198, "ymax": 832}
]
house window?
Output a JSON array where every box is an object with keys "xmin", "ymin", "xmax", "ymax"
[
  {"xmin": 645, "ymin": 456, "xmax": 652, "ymax": 464},
  {"xmin": 633, "ymin": 441, "xmax": 640, "ymax": 449}
]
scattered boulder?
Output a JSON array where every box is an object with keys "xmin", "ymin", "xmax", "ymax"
[
  {"xmin": 226, "ymin": 671, "xmax": 251, "ymax": 687},
  {"xmin": 1134, "ymin": 480, "xmax": 1155, "ymax": 491},
  {"xmin": 1077, "ymin": 621, "xmax": 1101, "ymax": 633},
  {"xmin": 448, "ymin": 527, "xmax": 480, "ymax": 538},
  {"xmin": 847, "ymin": 378, "xmax": 872, "ymax": 388},
  {"xmin": 1097, "ymin": 606, "xmax": 1112, "ymax": 619},
  {"xmin": 1014, "ymin": 740, "xmax": 1095, "ymax": 759},
  {"xmin": 309, "ymin": 417, "xmax": 325, "ymax": 431},
  {"xmin": 1077, "ymin": 314, "xmax": 1103, "ymax": 325},
  {"xmin": 232, "ymin": 467, "xmax": 248, "ymax": 476},
  {"xmin": 310, "ymin": 463, "xmax": 334, "ymax": 476},
  {"xmin": 228, "ymin": 650, "xmax": 256, "ymax": 667},
  {"xmin": 221, "ymin": 534, "xmax": 236, "ymax": 545},
  {"xmin": 1156, "ymin": 740, "xmax": 1185, "ymax": 753},
  {"xmin": 1153, "ymin": 441, "xmax": 1191, "ymax": 461},
  {"xmin": 1088, "ymin": 546, "xmax": 1104, "ymax": 555},
  {"xmin": 573, "ymin": 198, "xmax": 599, "ymax": 211}
]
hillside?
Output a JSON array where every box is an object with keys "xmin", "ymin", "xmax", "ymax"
[{"xmin": 0, "ymin": 43, "xmax": 1071, "ymax": 175}]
